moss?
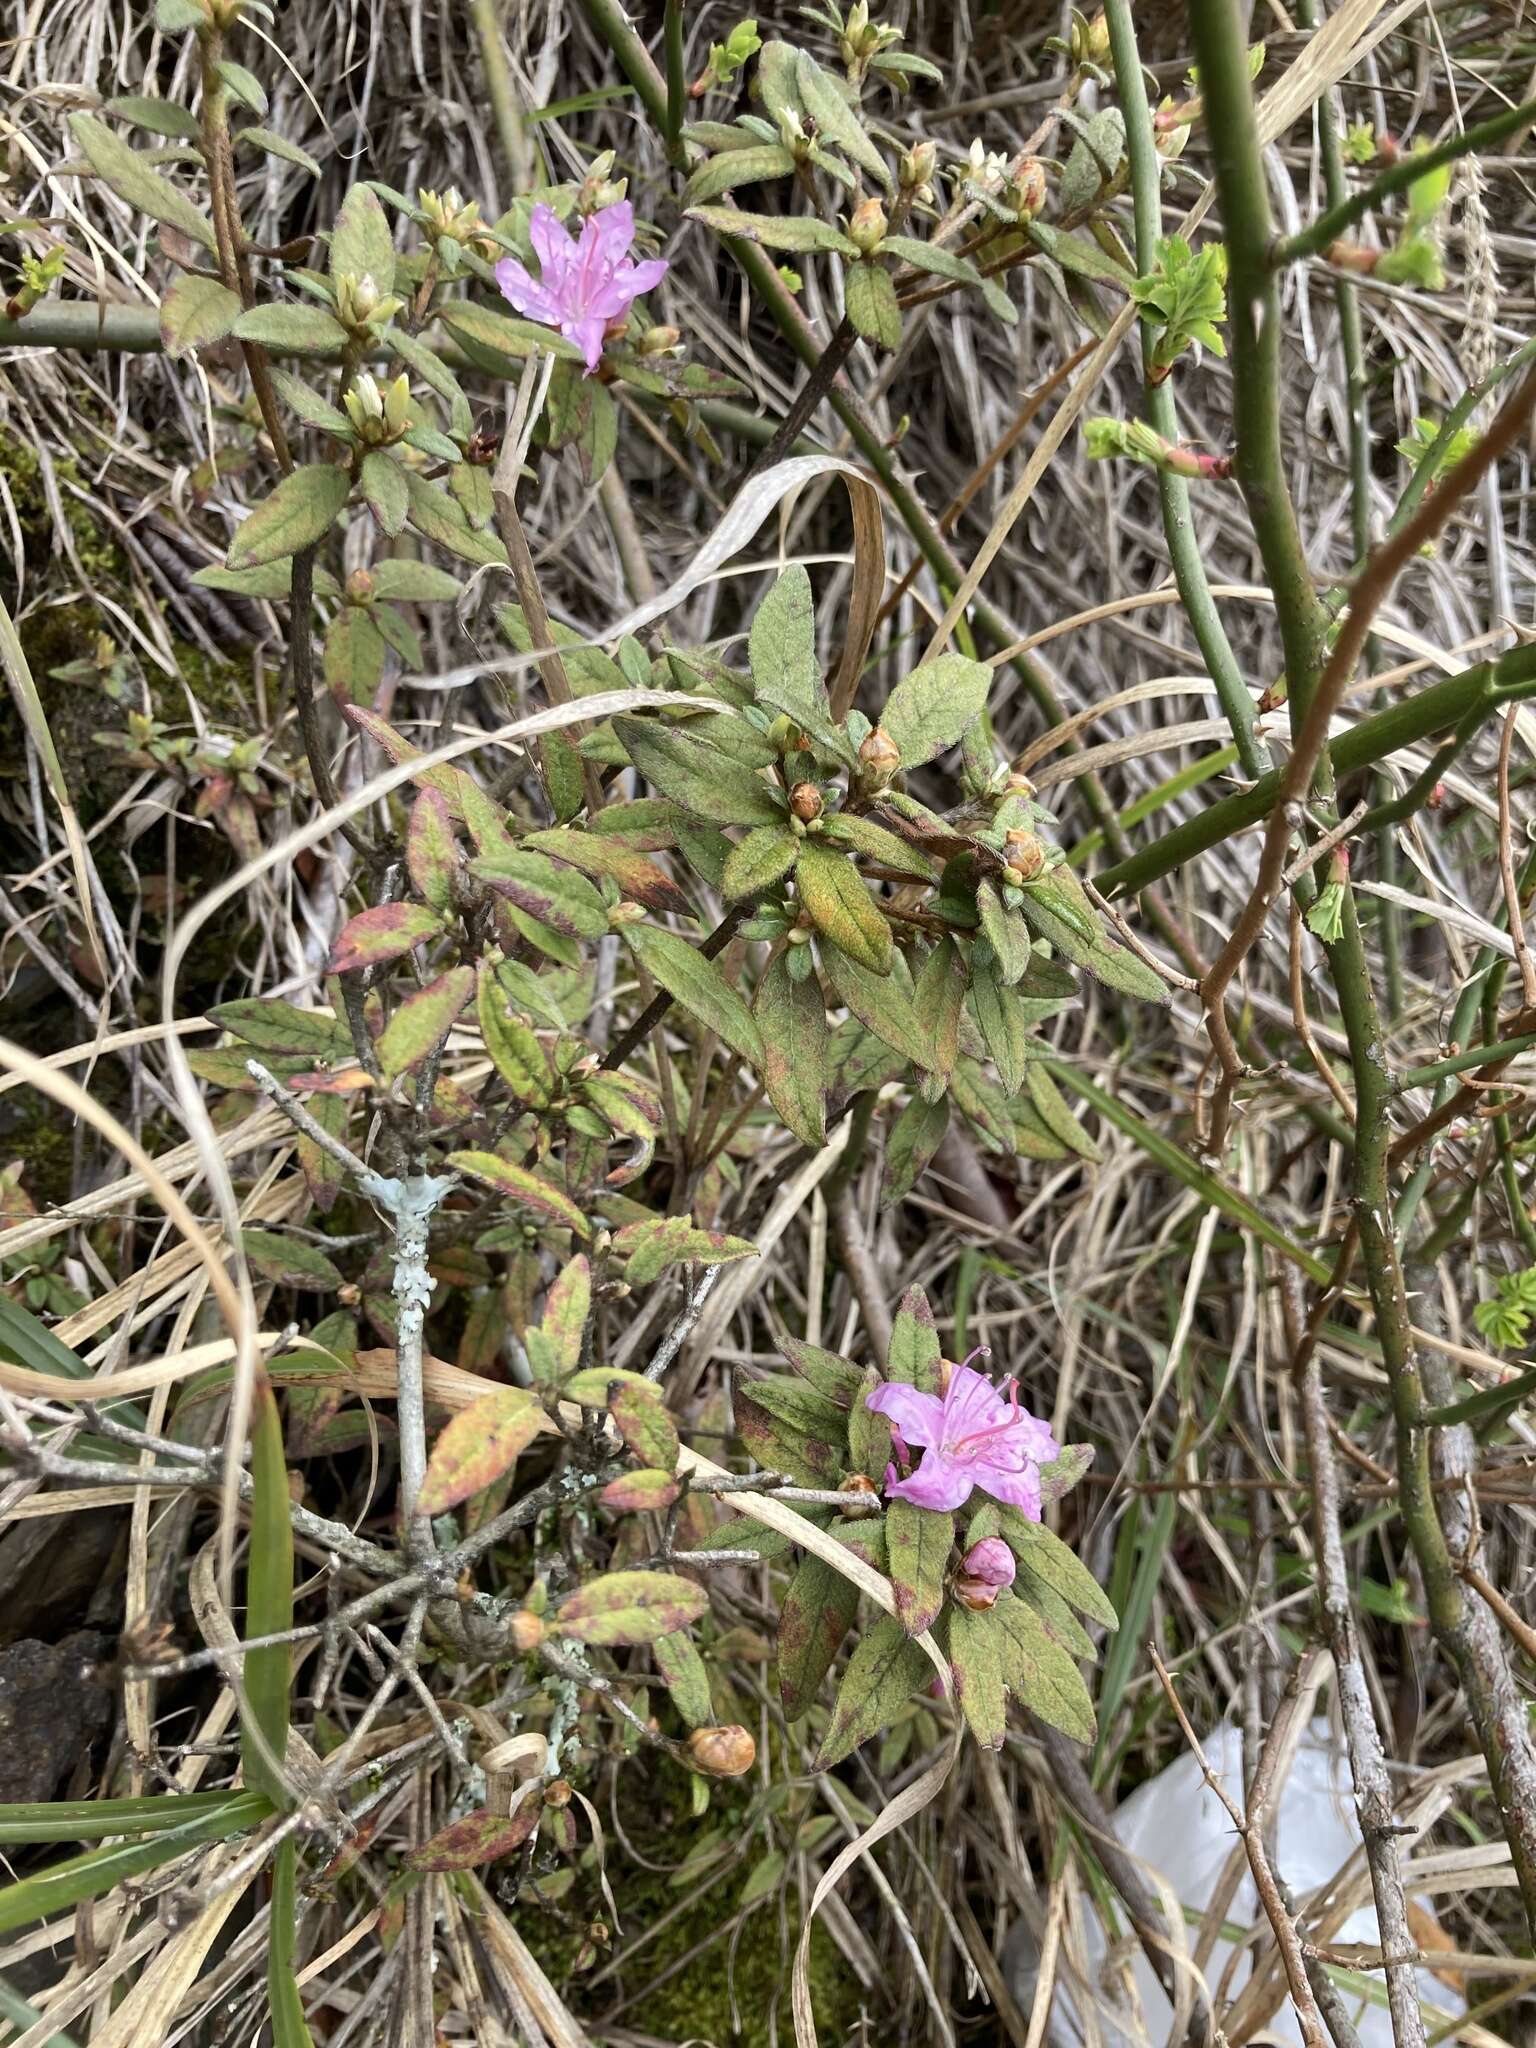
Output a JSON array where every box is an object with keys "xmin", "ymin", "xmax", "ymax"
[
  {"xmin": 0, "ymin": 1103, "xmax": 77, "ymax": 1208},
  {"xmin": 515, "ymin": 1758, "xmax": 864, "ymax": 2046}
]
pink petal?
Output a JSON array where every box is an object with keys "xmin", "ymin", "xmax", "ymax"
[
  {"xmin": 528, "ymin": 204, "xmax": 573, "ymax": 279},
  {"xmin": 866, "ymin": 1380, "xmax": 944, "ymax": 1449},
  {"xmin": 940, "ymin": 1363, "xmax": 1009, "ymax": 1443},
  {"xmin": 586, "ymin": 276, "xmax": 639, "ymax": 324},
  {"xmin": 886, "ymin": 1452, "xmax": 978, "ymax": 1513},
  {"xmin": 627, "ymin": 254, "xmax": 669, "ymax": 295},
  {"xmin": 495, "ymin": 257, "xmax": 557, "ymax": 324},
  {"xmin": 587, "ymin": 199, "xmax": 636, "ymax": 265},
  {"xmin": 980, "ymin": 1463, "xmax": 1044, "ymax": 1520},
  {"xmin": 567, "ymin": 312, "xmax": 607, "ymax": 373}
]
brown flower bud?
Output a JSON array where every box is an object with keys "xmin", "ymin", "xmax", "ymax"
[
  {"xmin": 543, "ymin": 1777, "xmax": 573, "ymax": 1808},
  {"xmin": 951, "ymin": 1577, "xmax": 1003, "ymax": 1611},
  {"xmin": 509, "ymin": 1609, "xmax": 545, "ymax": 1653},
  {"xmin": 1009, "ymin": 159, "xmax": 1047, "ymax": 221},
  {"xmin": 686, "ymin": 1724, "xmax": 757, "ymax": 1777},
  {"xmin": 789, "ymin": 782, "xmax": 824, "ymax": 823},
  {"xmin": 1004, "ymin": 829, "xmax": 1046, "ymax": 881},
  {"xmin": 837, "ymin": 1471, "xmax": 882, "ymax": 1518},
  {"xmin": 847, "ymin": 198, "xmax": 889, "ymax": 255},
  {"xmin": 344, "ymin": 568, "xmax": 375, "ymax": 606},
  {"xmin": 858, "ymin": 724, "xmax": 901, "ymax": 785}
]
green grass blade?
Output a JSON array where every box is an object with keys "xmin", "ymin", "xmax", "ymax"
[
  {"xmin": 0, "ymin": 1796, "xmax": 271, "ymax": 1934},
  {"xmin": 267, "ymin": 1836, "xmax": 316, "ymax": 2047},
  {"xmin": 0, "ymin": 1790, "xmax": 256, "ymax": 1845},
  {"xmin": 243, "ymin": 1380, "xmax": 297, "ymax": 1809}
]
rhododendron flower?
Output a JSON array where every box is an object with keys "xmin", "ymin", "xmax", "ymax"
[
  {"xmin": 866, "ymin": 1353, "xmax": 1058, "ymax": 1515},
  {"xmin": 494, "ymin": 202, "xmax": 667, "ymax": 375}
]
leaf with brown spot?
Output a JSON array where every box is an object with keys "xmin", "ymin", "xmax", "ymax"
[
  {"xmin": 778, "ymin": 1553, "xmax": 859, "ymax": 1720},
  {"xmin": 600, "ymin": 1468, "xmax": 681, "ymax": 1512},
  {"xmin": 611, "ymin": 1381, "xmax": 680, "ymax": 1472},
  {"xmin": 524, "ymin": 828, "xmax": 692, "ymax": 916},
  {"xmin": 408, "ymin": 1800, "xmax": 542, "ymax": 1871},
  {"xmin": 553, "ymin": 1570, "xmax": 708, "ymax": 1647},
  {"xmin": 326, "ymin": 901, "xmax": 445, "ymax": 976}
]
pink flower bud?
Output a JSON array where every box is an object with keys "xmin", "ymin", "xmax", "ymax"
[{"xmin": 962, "ymin": 1538, "xmax": 1015, "ymax": 1587}]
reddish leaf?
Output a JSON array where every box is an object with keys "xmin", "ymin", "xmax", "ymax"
[
  {"xmin": 540, "ymin": 1256, "xmax": 590, "ymax": 1374},
  {"xmin": 327, "ymin": 901, "xmax": 445, "ymax": 976},
  {"xmin": 407, "ymin": 1799, "xmax": 542, "ymax": 1871},
  {"xmin": 417, "ymin": 1386, "xmax": 544, "ymax": 1515},
  {"xmin": 376, "ymin": 966, "xmax": 473, "ymax": 1079},
  {"xmin": 524, "ymin": 827, "xmax": 692, "ymax": 916},
  {"xmin": 446, "ymin": 1150, "xmax": 589, "ymax": 1238},
  {"xmin": 407, "ymin": 788, "xmax": 457, "ymax": 912},
  {"xmin": 611, "ymin": 1381, "xmax": 680, "ymax": 1472},
  {"xmin": 552, "ymin": 1570, "xmax": 707, "ymax": 1646},
  {"xmin": 600, "ymin": 1468, "xmax": 681, "ymax": 1512}
]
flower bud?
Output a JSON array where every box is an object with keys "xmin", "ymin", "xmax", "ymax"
[
  {"xmin": 578, "ymin": 151, "xmax": 628, "ymax": 215},
  {"xmin": 848, "ymin": 198, "xmax": 888, "ymax": 255},
  {"xmin": 1006, "ymin": 770, "xmax": 1036, "ymax": 799},
  {"xmin": 1008, "ymin": 159, "xmax": 1047, "ymax": 222},
  {"xmin": 952, "ymin": 1537, "xmax": 1016, "ymax": 1611},
  {"xmin": 344, "ymin": 568, "xmax": 374, "ymax": 606},
  {"xmin": 335, "ymin": 270, "xmax": 379, "ymax": 326},
  {"xmin": 789, "ymin": 782, "xmax": 824, "ymax": 823},
  {"xmin": 687, "ymin": 1724, "xmax": 757, "ymax": 1777},
  {"xmin": 785, "ymin": 924, "xmax": 812, "ymax": 947},
  {"xmin": 638, "ymin": 324, "xmax": 682, "ymax": 356},
  {"xmin": 837, "ymin": 1471, "xmax": 882, "ymax": 1518},
  {"xmin": 858, "ymin": 724, "xmax": 901, "ymax": 785},
  {"xmin": 543, "ymin": 1777, "xmax": 573, "ymax": 1808},
  {"xmin": 509, "ymin": 1609, "xmax": 545, "ymax": 1653},
  {"xmin": 1004, "ymin": 829, "xmax": 1046, "ymax": 881},
  {"xmin": 900, "ymin": 141, "xmax": 937, "ymax": 195}
]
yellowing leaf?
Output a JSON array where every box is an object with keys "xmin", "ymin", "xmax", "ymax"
[{"xmin": 417, "ymin": 1386, "xmax": 544, "ymax": 1515}]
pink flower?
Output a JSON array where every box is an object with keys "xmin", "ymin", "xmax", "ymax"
[
  {"xmin": 494, "ymin": 201, "xmax": 668, "ymax": 375},
  {"xmin": 866, "ymin": 1354, "xmax": 1058, "ymax": 1516}
]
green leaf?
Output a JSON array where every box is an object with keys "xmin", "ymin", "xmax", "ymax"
[
  {"xmin": 685, "ymin": 205, "xmax": 857, "ymax": 256},
  {"xmin": 879, "ymin": 653, "xmax": 991, "ymax": 769},
  {"xmin": 359, "ymin": 450, "xmax": 408, "ymax": 536},
  {"xmin": 754, "ymin": 949, "xmax": 828, "ymax": 1148},
  {"xmin": 992, "ymin": 1587, "xmax": 1096, "ymax": 1743},
  {"xmin": 159, "ymin": 274, "xmax": 243, "ymax": 356},
  {"xmin": 885, "ymin": 1092, "xmax": 949, "ymax": 1202},
  {"xmin": 323, "ymin": 607, "xmax": 387, "ymax": 703},
  {"xmin": 446, "ymin": 1150, "xmax": 589, "ymax": 1236},
  {"xmin": 370, "ymin": 559, "xmax": 462, "ymax": 603},
  {"xmin": 655, "ymin": 1629, "xmax": 713, "ymax": 1728},
  {"xmin": 68, "ymin": 112, "xmax": 215, "ymax": 251},
  {"xmin": 553, "ymin": 1570, "xmax": 708, "ymax": 1647},
  {"xmin": 996, "ymin": 1512, "xmax": 1118, "ymax": 1630},
  {"xmin": 795, "ymin": 49, "xmax": 891, "ymax": 190},
  {"xmin": 887, "ymin": 1285, "xmax": 942, "ymax": 1391},
  {"xmin": 822, "ymin": 812, "xmax": 939, "ymax": 883},
  {"xmin": 780, "ymin": 1334, "xmax": 868, "ymax": 1403},
  {"xmin": 883, "ymin": 233, "xmax": 1016, "ymax": 323},
  {"xmin": 404, "ymin": 470, "xmax": 509, "ymax": 567},
  {"xmin": 887, "ymin": 1499, "xmax": 952, "ymax": 1635},
  {"xmin": 330, "ymin": 182, "xmax": 395, "ymax": 294},
  {"xmin": 778, "ymin": 1554, "xmax": 859, "ymax": 1719},
  {"xmin": 1025, "ymin": 1064, "xmax": 1100, "ymax": 1162},
  {"xmin": 436, "ymin": 297, "xmax": 584, "ymax": 368},
  {"xmin": 269, "ymin": 369, "xmax": 352, "ymax": 434},
  {"xmin": 417, "ymin": 1387, "xmax": 544, "ymax": 1514},
  {"xmin": 685, "ymin": 145, "xmax": 799, "ymax": 205},
  {"xmin": 209, "ymin": 998, "xmax": 350, "ymax": 1056},
  {"xmin": 0, "ymin": 1790, "xmax": 261, "ymax": 1846},
  {"xmin": 614, "ymin": 716, "xmax": 783, "ymax": 827},
  {"xmin": 976, "ymin": 882, "xmax": 1034, "ymax": 986},
  {"xmin": 970, "ymin": 954, "xmax": 1031, "ymax": 1092},
  {"xmin": 845, "ymin": 260, "xmax": 902, "ymax": 350},
  {"xmin": 821, "ymin": 944, "xmax": 929, "ymax": 1069},
  {"xmin": 912, "ymin": 934, "xmax": 965, "ymax": 1088},
  {"xmin": 476, "ymin": 963, "xmax": 553, "ymax": 1105},
  {"xmin": 376, "ymin": 965, "xmax": 472, "ymax": 1078},
  {"xmin": 1027, "ymin": 220, "xmax": 1135, "ymax": 287},
  {"xmin": 231, "ymin": 303, "xmax": 349, "ymax": 355},
  {"xmin": 949, "ymin": 1603, "xmax": 1009, "ymax": 1749},
  {"xmin": 749, "ymin": 564, "xmax": 829, "ymax": 730},
  {"xmin": 229, "ymin": 464, "xmax": 350, "ymax": 570},
  {"xmin": 239, "ymin": 1227, "xmax": 343, "ymax": 1291},
  {"xmin": 722, "ymin": 823, "xmax": 800, "ymax": 902},
  {"xmin": 796, "ymin": 842, "xmax": 891, "ymax": 974},
  {"xmin": 623, "ymin": 925, "xmax": 765, "ymax": 1068},
  {"xmin": 105, "ymin": 94, "xmax": 201, "ymax": 139},
  {"xmin": 814, "ymin": 1614, "xmax": 931, "ymax": 1768},
  {"xmin": 215, "ymin": 59, "xmax": 268, "ymax": 115},
  {"xmin": 236, "ymin": 126, "xmax": 321, "ymax": 176}
]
